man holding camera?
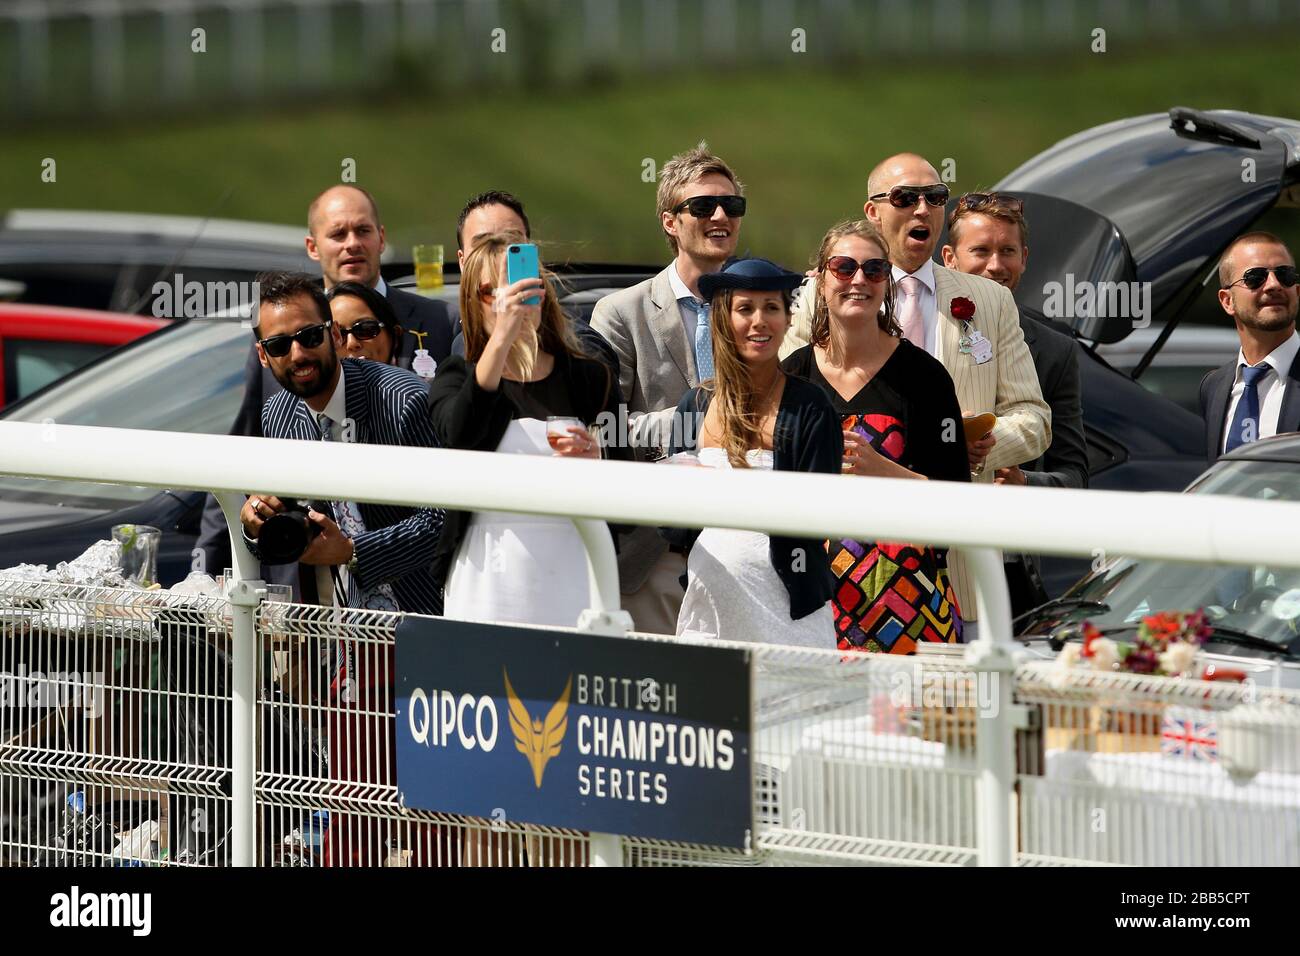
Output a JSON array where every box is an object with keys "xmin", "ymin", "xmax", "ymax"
[{"xmin": 239, "ymin": 271, "xmax": 445, "ymax": 616}]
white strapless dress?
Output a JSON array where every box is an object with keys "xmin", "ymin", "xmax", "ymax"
[
  {"xmin": 444, "ymin": 419, "xmax": 593, "ymax": 628},
  {"xmin": 676, "ymin": 447, "xmax": 835, "ymax": 648}
]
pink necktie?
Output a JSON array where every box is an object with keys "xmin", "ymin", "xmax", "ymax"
[{"xmin": 897, "ymin": 275, "xmax": 925, "ymax": 348}]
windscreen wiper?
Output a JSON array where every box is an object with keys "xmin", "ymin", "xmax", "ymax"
[{"xmin": 1013, "ymin": 596, "xmax": 1110, "ymax": 628}]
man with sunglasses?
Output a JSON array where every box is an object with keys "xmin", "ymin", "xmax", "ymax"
[
  {"xmin": 590, "ymin": 141, "xmax": 746, "ymax": 634},
  {"xmin": 196, "ymin": 185, "xmax": 452, "ymax": 591},
  {"xmin": 785, "ymin": 153, "xmax": 1049, "ymax": 639},
  {"xmin": 1201, "ymin": 232, "xmax": 1300, "ymax": 461},
  {"xmin": 238, "ymin": 271, "xmax": 444, "ymax": 616}
]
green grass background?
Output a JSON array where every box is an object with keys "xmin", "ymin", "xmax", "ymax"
[{"xmin": 1, "ymin": 38, "xmax": 1297, "ymax": 268}]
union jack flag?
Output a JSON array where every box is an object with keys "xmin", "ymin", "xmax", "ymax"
[{"xmin": 1161, "ymin": 709, "xmax": 1218, "ymax": 761}]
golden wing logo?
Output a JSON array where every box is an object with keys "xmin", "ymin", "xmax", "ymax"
[{"xmin": 504, "ymin": 669, "xmax": 572, "ymax": 789}]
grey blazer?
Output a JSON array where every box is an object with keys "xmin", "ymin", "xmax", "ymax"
[
  {"xmin": 590, "ymin": 265, "xmax": 699, "ymax": 592},
  {"xmin": 1019, "ymin": 315, "xmax": 1089, "ymax": 489}
]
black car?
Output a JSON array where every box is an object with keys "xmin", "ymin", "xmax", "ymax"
[{"xmin": 986, "ymin": 106, "xmax": 1300, "ymax": 592}]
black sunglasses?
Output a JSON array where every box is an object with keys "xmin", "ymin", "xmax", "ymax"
[
  {"xmin": 957, "ymin": 192, "xmax": 1024, "ymax": 215},
  {"xmin": 672, "ymin": 195, "xmax": 747, "ymax": 218},
  {"xmin": 337, "ymin": 319, "xmax": 387, "ymax": 342},
  {"xmin": 1223, "ymin": 265, "xmax": 1299, "ymax": 291},
  {"xmin": 259, "ymin": 320, "xmax": 332, "ymax": 358},
  {"xmin": 825, "ymin": 256, "xmax": 891, "ymax": 283},
  {"xmin": 869, "ymin": 184, "xmax": 951, "ymax": 209}
]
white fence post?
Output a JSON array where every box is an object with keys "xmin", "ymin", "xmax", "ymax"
[
  {"xmin": 963, "ymin": 546, "xmax": 1023, "ymax": 867},
  {"xmin": 572, "ymin": 515, "xmax": 630, "ymax": 866},
  {"xmin": 214, "ymin": 491, "xmax": 261, "ymax": 867}
]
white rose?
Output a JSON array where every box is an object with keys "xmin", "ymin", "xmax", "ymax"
[
  {"xmin": 1159, "ymin": 640, "xmax": 1199, "ymax": 676},
  {"xmin": 1089, "ymin": 637, "xmax": 1121, "ymax": 671}
]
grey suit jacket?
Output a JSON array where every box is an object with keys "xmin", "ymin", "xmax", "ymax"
[
  {"xmin": 590, "ymin": 265, "xmax": 698, "ymax": 592},
  {"xmin": 1199, "ymin": 346, "xmax": 1300, "ymax": 461},
  {"xmin": 1019, "ymin": 316, "xmax": 1089, "ymax": 489}
]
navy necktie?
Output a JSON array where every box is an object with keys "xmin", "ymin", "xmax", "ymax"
[{"xmin": 1224, "ymin": 364, "xmax": 1272, "ymax": 453}]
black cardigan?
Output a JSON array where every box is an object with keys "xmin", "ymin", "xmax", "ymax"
[
  {"xmin": 660, "ymin": 374, "xmax": 843, "ymax": 620},
  {"xmin": 426, "ymin": 350, "xmax": 627, "ymax": 591}
]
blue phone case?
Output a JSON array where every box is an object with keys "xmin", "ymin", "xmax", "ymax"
[{"xmin": 506, "ymin": 243, "xmax": 541, "ymax": 305}]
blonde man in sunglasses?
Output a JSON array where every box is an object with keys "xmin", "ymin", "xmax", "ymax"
[
  {"xmin": 784, "ymin": 153, "xmax": 1049, "ymax": 640},
  {"xmin": 590, "ymin": 141, "xmax": 747, "ymax": 634},
  {"xmin": 1201, "ymin": 231, "xmax": 1300, "ymax": 461}
]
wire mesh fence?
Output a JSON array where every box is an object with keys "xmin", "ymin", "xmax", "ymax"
[
  {"xmin": 1014, "ymin": 661, "xmax": 1300, "ymax": 867},
  {"xmin": 4, "ymin": 578, "xmax": 1299, "ymax": 867}
]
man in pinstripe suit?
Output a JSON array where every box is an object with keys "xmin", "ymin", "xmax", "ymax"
[
  {"xmin": 238, "ymin": 271, "xmax": 445, "ymax": 617},
  {"xmin": 784, "ymin": 154, "xmax": 1049, "ymax": 639}
]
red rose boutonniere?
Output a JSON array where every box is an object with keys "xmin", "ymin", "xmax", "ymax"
[{"xmin": 950, "ymin": 297, "xmax": 976, "ymax": 321}]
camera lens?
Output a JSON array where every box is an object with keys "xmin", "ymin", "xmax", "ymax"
[{"xmin": 257, "ymin": 506, "xmax": 319, "ymax": 564}]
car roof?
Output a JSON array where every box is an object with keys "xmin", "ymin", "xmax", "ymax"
[
  {"xmin": 0, "ymin": 302, "xmax": 165, "ymax": 326},
  {"xmin": 996, "ymin": 108, "xmax": 1300, "ymax": 342},
  {"xmin": 2, "ymin": 209, "xmax": 308, "ymax": 250}
]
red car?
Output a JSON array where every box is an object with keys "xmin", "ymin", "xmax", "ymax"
[{"xmin": 0, "ymin": 304, "xmax": 167, "ymax": 408}]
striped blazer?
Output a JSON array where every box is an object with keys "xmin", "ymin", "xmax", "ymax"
[
  {"xmin": 783, "ymin": 263, "xmax": 1051, "ymax": 622},
  {"xmin": 251, "ymin": 358, "xmax": 446, "ymax": 616}
]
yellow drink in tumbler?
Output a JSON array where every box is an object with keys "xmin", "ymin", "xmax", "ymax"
[{"xmin": 413, "ymin": 244, "xmax": 444, "ymax": 290}]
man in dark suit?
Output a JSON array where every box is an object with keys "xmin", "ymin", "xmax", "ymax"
[
  {"xmin": 1200, "ymin": 231, "xmax": 1300, "ymax": 461},
  {"xmin": 238, "ymin": 271, "xmax": 444, "ymax": 616},
  {"xmin": 942, "ymin": 192, "xmax": 1089, "ymax": 618},
  {"xmin": 196, "ymin": 184, "xmax": 452, "ymax": 585}
]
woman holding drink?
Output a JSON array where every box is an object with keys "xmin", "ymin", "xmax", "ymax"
[
  {"xmin": 782, "ymin": 220, "xmax": 969, "ymax": 652},
  {"xmin": 427, "ymin": 233, "xmax": 624, "ymax": 628},
  {"xmin": 663, "ymin": 257, "xmax": 842, "ymax": 647}
]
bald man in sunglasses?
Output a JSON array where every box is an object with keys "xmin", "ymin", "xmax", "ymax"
[
  {"xmin": 1200, "ymin": 231, "xmax": 1300, "ymax": 461},
  {"xmin": 784, "ymin": 152, "xmax": 1049, "ymax": 640}
]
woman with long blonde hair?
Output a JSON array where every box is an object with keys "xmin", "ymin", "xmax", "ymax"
[
  {"xmin": 663, "ymin": 257, "xmax": 842, "ymax": 646},
  {"xmin": 782, "ymin": 220, "xmax": 969, "ymax": 652},
  {"xmin": 428, "ymin": 233, "xmax": 625, "ymax": 626}
]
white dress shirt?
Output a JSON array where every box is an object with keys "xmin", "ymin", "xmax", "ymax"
[
  {"xmin": 1222, "ymin": 330, "xmax": 1300, "ymax": 452},
  {"xmin": 891, "ymin": 259, "xmax": 938, "ymax": 357},
  {"xmin": 374, "ymin": 275, "xmax": 388, "ymax": 297},
  {"xmin": 668, "ymin": 261, "xmax": 703, "ymax": 344},
  {"xmin": 317, "ymin": 362, "xmax": 349, "ymax": 440}
]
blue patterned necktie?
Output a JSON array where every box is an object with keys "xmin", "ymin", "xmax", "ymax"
[
  {"xmin": 686, "ymin": 297, "xmax": 714, "ymax": 382},
  {"xmin": 1224, "ymin": 364, "xmax": 1272, "ymax": 453},
  {"xmin": 318, "ymin": 413, "xmax": 399, "ymax": 611}
]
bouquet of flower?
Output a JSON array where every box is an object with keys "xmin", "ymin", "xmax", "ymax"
[{"xmin": 1057, "ymin": 609, "xmax": 1212, "ymax": 678}]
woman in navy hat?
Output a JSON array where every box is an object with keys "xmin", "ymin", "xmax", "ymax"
[{"xmin": 662, "ymin": 257, "xmax": 841, "ymax": 647}]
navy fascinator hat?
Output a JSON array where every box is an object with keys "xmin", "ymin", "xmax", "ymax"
[{"xmin": 698, "ymin": 257, "xmax": 805, "ymax": 301}]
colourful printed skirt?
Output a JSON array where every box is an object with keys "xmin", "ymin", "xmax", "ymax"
[{"xmin": 828, "ymin": 539, "xmax": 963, "ymax": 653}]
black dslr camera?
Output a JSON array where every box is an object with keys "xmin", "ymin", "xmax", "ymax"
[{"xmin": 257, "ymin": 499, "xmax": 330, "ymax": 564}]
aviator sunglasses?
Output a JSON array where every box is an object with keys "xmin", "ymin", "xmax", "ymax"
[
  {"xmin": 259, "ymin": 321, "xmax": 332, "ymax": 358},
  {"xmin": 1223, "ymin": 265, "xmax": 1299, "ymax": 291},
  {"xmin": 869, "ymin": 184, "xmax": 951, "ymax": 209},
  {"xmin": 825, "ymin": 256, "xmax": 891, "ymax": 283},
  {"xmin": 672, "ymin": 195, "xmax": 747, "ymax": 218}
]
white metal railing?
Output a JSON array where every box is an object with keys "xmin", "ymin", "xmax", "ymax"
[{"xmin": 4, "ymin": 420, "xmax": 1300, "ymax": 867}]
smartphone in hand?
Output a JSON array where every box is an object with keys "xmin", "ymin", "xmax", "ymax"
[{"xmin": 506, "ymin": 242, "xmax": 541, "ymax": 305}]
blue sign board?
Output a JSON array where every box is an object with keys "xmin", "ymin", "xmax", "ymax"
[{"xmin": 394, "ymin": 617, "xmax": 752, "ymax": 848}]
